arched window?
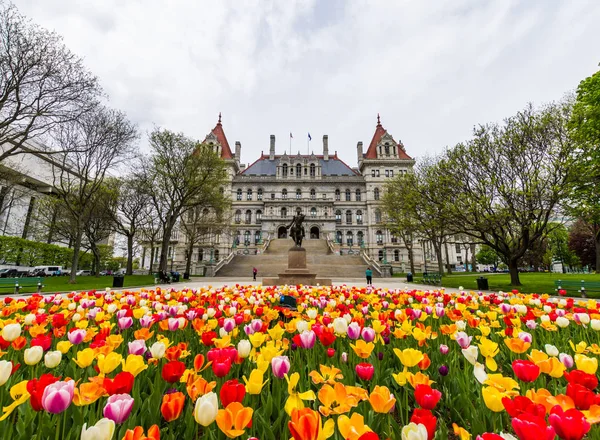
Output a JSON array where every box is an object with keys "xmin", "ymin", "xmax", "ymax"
[
  {"xmin": 282, "ymin": 164, "xmax": 288, "ymax": 177},
  {"xmin": 310, "ymin": 207, "xmax": 317, "ymax": 217},
  {"xmin": 234, "ymin": 209, "xmax": 241, "ymax": 223},
  {"xmin": 254, "ymin": 230, "xmax": 261, "ymax": 244},
  {"xmin": 345, "ymin": 189, "xmax": 351, "ymax": 201},
  {"xmin": 244, "ymin": 230, "xmax": 251, "ymax": 245},
  {"xmin": 336, "ymin": 231, "xmax": 343, "ymax": 243},
  {"xmin": 375, "ymin": 209, "xmax": 382, "ymax": 224},
  {"xmin": 357, "ymin": 231, "xmax": 364, "ymax": 245},
  {"xmin": 355, "ymin": 189, "xmax": 361, "ymax": 201},
  {"xmin": 236, "ymin": 189, "xmax": 242, "ymax": 201},
  {"xmin": 346, "ymin": 231, "xmax": 353, "ymax": 246},
  {"xmin": 335, "ymin": 209, "xmax": 342, "ymax": 223},
  {"xmin": 256, "ymin": 210, "xmax": 262, "ymax": 222},
  {"xmin": 296, "ymin": 189, "xmax": 302, "ymax": 200},
  {"xmin": 356, "ymin": 210, "xmax": 363, "ymax": 224},
  {"xmin": 394, "ymin": 249, "xmax": 400, "ymax": 261},
  {"xmin": 345, "ymin": 210, "xmax": 352, "ymax": 224},
  {"xmin": 378, "ymin": 250, "xmax": 384, "ymax": 261},
  {"xmin": 385, "ymin": 143, "xmax": 390, "ymax": 156},
  {"xmin": 198, "ymin": 249, "xmax": 204, "ymax": 261},
  {"xmin": 214, "ymin": 250, "xmax": 220, "ymax": 261},
  {"xmin": 296, "ymin": 164, "xmax": 302, "ymax": 176},
  {"xmin": 335, "ymin": 189, "xmax": 340, "ymax": 201},
  {"xmin": 376, "ymin": 230, "xmax": 383, "ymax": 245},
  {"xmin": 374, "ymin": 188, "xmax": 380, "ymax": 200},
  {"xmin": 282, "ymin": 189, "xmax": 288, "ymax": 199},
  {"xmin": 257, "ymin": 188, "xmax": 263, "ymax": 201},
  {"xmin": 310, "ymin": 188, "xmax": 316, "ymax": 200},
  {"xmin": 281, "ymin": 207, "xmax": 287, "ymax": 218},
  {"xmin": 245, "ymin": 210, "xmax": 252, "ymax": 224},
  {"xmin": 246, "ymin": 188, "xmax": 253, "ymax": 200},
  {"xmin": 310, "ymin": 163, "xmax": 316, "ymax": 177}
]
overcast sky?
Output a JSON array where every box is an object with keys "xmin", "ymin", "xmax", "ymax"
[{"xmin": 14, "ymin": 0, "xmax": 600, "ymax": 166}]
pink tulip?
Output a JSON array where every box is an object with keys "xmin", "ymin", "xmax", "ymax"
[
  {"xmin": 299, "ymin": 330, "xmax": 316, "ymax": 349},
  {"xmin": 128, "ymin": 339, "xmax": 147, "ymax": 356},
  {"xmin": 518, "ymin": 331, "xmax": 532, "ymax": 343},
  {"xmin": 250, "ymin": 319, "xmax": 262, "ymax": 333},
  {"xmin": 244, "ymin": 324, "xmax": 255, "ymax": 335},
  {"xmin": 435, "ymin": 307, "xmax": 445, "ymax": 318},
  {"xmin": 118, "ymin": 317, "xmax": 133, "ymax": 330},
  {"xmin": 67, "ymin": 329, "xmax": 87, "ymax": 345},
  {"xmin": 361, "ymin": 327, "xmax": 376, "ymax": 343},
  {"xmin": 347, "ymin": 322, "xmax": 361, "ymax": 340},
  {"xmin": 559, "ymin": 353, "xmax": 574, "ymax": 369},
  {"xmin": 271, "ymin": 356, "xmax": 291, "ymax": 379},
  {"xmin": 439, "ymin": 344, "xmax": 449, "ymax": 355},
  {"xmin": 116, "ymin": 309, "xmax": 128, "ymax": 319},
  {"xmin": 167, "ymin": 317, "xmax": 180, "ymax": 331},
  {"xmin": 41, "ymin": 380, "xmax": 74, "ymax": 414},
  {"xmin": 103, "ymin": 393, "xmax": 134, "ymax": 424},
  {"xmin": 341, "ymin": 352, "xmax": 348, "ymax": 363},
  {"xmin": 455, "ymin": 331, "xmax": 472, "ymax": 349},
  {"xmin": 139, "ymin": 316, "xmax": 153, "ymax": 328},
  {"xmin": 223, "ymin": 318, "xmax": 236, "ymax": 333}
]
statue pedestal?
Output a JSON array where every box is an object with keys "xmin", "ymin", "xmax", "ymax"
[{"xmin": 263, "ymin": 247, "xmax": 332, "ymax": 286}]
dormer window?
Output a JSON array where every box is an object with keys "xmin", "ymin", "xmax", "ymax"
[
  {"xmin": 310, "ymin": 163, "xmax": 315, "ymax": 177},
  {"xmin": 296, "ymin": 164, "xmax": 302, "ymax": 176},
  {"xmin": 282, "ymin": 164, "xmax": 288, "ymax": 177},
  {"xmin": 236, "ymin": 189, "xmax": 242, "ymax": 201},
  {"xmin": 385, "ymin": 143, "xmax": 390, "ymax": 156}
]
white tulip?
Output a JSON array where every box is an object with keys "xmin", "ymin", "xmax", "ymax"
[
  {"xmin": 306, "ymin": 309, "xmax": 317, "ymax": 320},
  {"xmin": 106, "ymin": 304, "xmax": 117, "ymax": 314},
  {"xmin": 24, "ymin": 314, "xmax": 36, "ymax": 326},
  {"xmin": 44, "ymin": 350, "xmax": 62, "ymax": 369},
  {"xmin": 332, "ymin": 317, "xmax": 348, "ymax": 335},
  {"xmin": 81, "ymin": 417, "xmax": 115, "ymax": 440},
  {"xmin": 591, "ymin": 319, "xmax": 600, "ymax": 331},
  {"xmin": 461, "ymin": 346, "xmax": 479, "ymax": 366},
  {"xmin": 1, "ymin": 323, "xmax": 21, "ymax": 342},
  {"xmin": 456, "ymin": 320, "xmax": 466, "ymax": 331},
  {"xmin": 401, "ymin": 423, "xmax": 428, "ymax": 440},
  {"xmin": 149, "ymin": 341, "xmax": 167, "ymax": 359},
  {"xmin": 544, "ymin": 344, "xmax": 559, "ymax": 357},
  {"xmin": 473, "ymin": 362, "xmax": 488, "ymax": 384},
  {"xmin": 24, "ymin": 346, "xmax": 44, "ymax": 365},
  {"xmin": 194, "ymin": 392, "xmax": 218, "ymax": 426},
  {"xmin": 556, "ymin": 316, "xmax": 569, "ymax": 328},
  {"xmin": 296, "ymin": 320, "xmax": 308, "ymax": 334},
  {"xmin": 0, "ymin": 360, "xmax": 12, "ymax": 386}
]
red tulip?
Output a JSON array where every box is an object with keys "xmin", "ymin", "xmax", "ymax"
[
  {"xmin": 103, "ymin": 372, "xmax": 135, "ymax": 395},
  {"xmin": 161, "ymin": 391, "xmax": 185, "ymax": 422},
  {"xmin": 511, "ymin": 414, "xmax": 555, "ymax": 440},
  {"xmin": 410, "ymin": 408, "xmax": 436, "ymax": 440},
  {"xmin": 201, "ymin": 331, "xmax": 217, "ymax": 346},
  {"xmin": 212, "ymin": 356, "xmax": 232, "ymax": 378},
  {"xmin": 30, "ymin": 334, "xmax": 52, "ymax": 352},
  {"xmin": 512, "ymin": 360, "xmax": 540, "ymax": 383},
  {"xmin": 161, "ymin": 360, "xmax": 186, "ymax": 383},
  {"xmin": 548, "ymin": 406, "xmax": 590, "ymax": 440},
  {"xmin": 220, "ymin": 379, "xmax": 246, "ymax": 407},
  {"xmin": 355, "ymin": 363, "xmax": 374, "ymax": 381},
  {"xmin": 564, "ymin": 369, "xmax": 598, "ymax": 390},
  {"xmin": 316, "ymin": 327, "xmax": 336, "ymax": 347},
  {"xmin": 414, "ymin": 384, "xmax": 442, "ymax": 410},
  {"xmin": 566, "ymin": 383, "xmax": 596, "ymax": 410},
  {"xmin": 501, "ymin": 396, "xmax": 546, "ymax": 418},
  {"xmin": 27, "ymin": 374, "xmax": 60, "ymax": 411},
  {"xmin": 51, "ymin": 313, "xmax": 68, "ymax": 329},
  {"xmin": 358, "ymin": 433, "xmax": 380, "ymax": 440},
  {"xmin": 476, "ymin": 434, "xmax": 506, "ymax": 440},
  {"xmin": 326, "ymin": 348, "xmax": 335, "ymax": 358}
]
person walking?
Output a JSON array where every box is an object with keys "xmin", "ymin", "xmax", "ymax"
[
  {"xmin": 253, "ymin": 267, "xmax": 257, "ymax": 281},
  {"xmin": 365, "ymin": 267, "xmax": 373, "ymax": 285}
]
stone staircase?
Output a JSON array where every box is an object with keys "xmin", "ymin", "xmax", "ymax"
[{"xmin": 216, "ymin": 239, "xmax": 377, "ymax": 278}]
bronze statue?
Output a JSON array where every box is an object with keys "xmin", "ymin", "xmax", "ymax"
[{"xmin": 286, "ymin": 212, "xmax": 305, "ymax": 247}]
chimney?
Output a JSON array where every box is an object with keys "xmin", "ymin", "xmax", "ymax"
[
  {"xmin": 323, "ymin": 135, "xmax": 329, "ymax": 161},
  {"xmin": 235, "ymin": 141, "xmax": 241, "ymax": 162},
  {"xmin": 357, "ymin": 141, "xmax": 363, "ymax": 165},
  {"xmin": 269, "ymin": 135, "xmax": 275, "ymax": 160}
]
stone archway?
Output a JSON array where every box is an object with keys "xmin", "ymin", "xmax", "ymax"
[
  {"xmin": 278, "ymin": 226, "xmax": 288, "ymax": 239},
  {"xmin": 310, "ymin": 226, "xmax": 320, "ymax": 239}
]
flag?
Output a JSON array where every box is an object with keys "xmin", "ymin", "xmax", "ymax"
[
  {"xmin": 290, "ymin": 132, "xmax": 293, "ymax": 139},
  {"xmin": 308, "ymin": 133, "xmax": 312, "ymax": 141}
]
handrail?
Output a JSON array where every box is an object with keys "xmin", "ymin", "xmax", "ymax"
[
  {"xmin": 360, "ymin": 249, "xmax": 382, "ymax": 275},
  {"xmin": 325, "ymin": 233, "xmax": 339, "ymax": 254},
  {"xmin": 214, "ymin": 250, "xmax": 235, "ymax": 274},
  {"xmin": 259, "ymin": 233, "xmax": 272, "ymax": 253}
]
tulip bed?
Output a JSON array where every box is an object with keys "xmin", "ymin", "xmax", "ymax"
[{"xmin": 0, "ymin": 285, "xmax": 600, "ymax": 440}]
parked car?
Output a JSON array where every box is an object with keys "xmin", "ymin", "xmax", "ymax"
[
  {"xmin": 99, "ymin": 270, "xmax": 113, "ymax": 276},
  {"xmin": 29, "ymin": 266, "xmax": 63, "ymax": 276},
  {"xmin": 76, "ymin": 270, "xmax": 92, "ymax": 276},
  {"xmin": 0, "ymin": 268, "xmax": 18, "ymax": 278}
]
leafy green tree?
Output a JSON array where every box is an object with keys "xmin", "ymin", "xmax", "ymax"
[
  {"xmin": 568, "ymin": 218, "xmax": 596, "ymax": 270},
  {"xmin": 568, "ymin": 68, "xmax": 600, "ymax": 272},
  {"xmin": 476, "ymin": 245, "xmax": 500, "ymax": 268},
  {"xmin": 439, "ymin": 102, "xmax": 578, "ymax": 285}
]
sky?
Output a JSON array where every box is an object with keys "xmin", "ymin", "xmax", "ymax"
[{"xmin": 14, "ymin": 0, "xmax": 600, "ymax": 167}]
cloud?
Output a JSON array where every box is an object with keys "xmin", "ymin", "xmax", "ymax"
[{"xmin": 13, "ymin": 0, "xmax": 600, "ymax": 164}]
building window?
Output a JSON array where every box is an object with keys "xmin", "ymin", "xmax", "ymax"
[
  {"xmin": 245, "ymin": 210, "xmax": 252, "ymax": 224},
  {"xmin": 236, "ymin": 189, "xmax": 242, "ymax": 201},
  {"xmin": 255, "ymin": 231, "xmax": 261, "ymax": 244},
  {"xmin": 271, "ymin": 193, "xmax": 275, "ymax": 199},
  {"xmin": 346, "ymin": 231, "xmax": 353, "ymax": 246},
  {"xmin": 256, "ymin": 210, "xmax": 262, "ymax": 222},
  {"xmin": 282, "ymin": 164, "xmax": 288, "ymax": 177},
  {"xmin": 335, "ymin": 209, "xmax": 342, "ymax": 223},
  {"xmin": 234, "ymin": 210, "xmax": 241, "ymax": 223},
  {"xmin": 198, "ymin": 249, "xmax": 204, "ymax": 262},
  {"xmin": 394, "ymin": 250, "xmax": 400, "ymax": 261},
  {"xmin": 296, "ymin": 164, "xmax": 302, "ymax": 176},
  {"xmin": 371, "ymin": 170, "xmax": 376, "ymax": 177},
  {"xmin": 455, "ymin": 243, "xmax": 461, "ymax": 253},
  {"xmin": 385, "ymin": 170, "xmax": 389, "ymax": 178},
  {"xmin": 335, "ymin": 189, "xmax": 340, "ymax": 201},
  {"xmin": 282, "ymin": 189, "xmax": 288, "ymax": 199},
  {"xmin": 355, "ymin": 189, "xmax": 361, "ymax": 201},
  {"xmin": 281, "ymin": 207, "xmax": 287, "ymax": 218},
  {"xmin": 310, "ymin": 207, "xmax": 317, "ymax": 217},
  {"xmin": 391, "ymin": 235, "xmax": 398, "ymax": 243},
  {"xmin": 378, "ymin": 250, "xmax": 384, "ymax": 261},
  {"xmin": 244, "ymin": 231, "xmax": 251, "ymax": 246},
  {"xmin": 374, "ymin": 188, "xmax": 380, "ymax": 200},
  {"xmin": 385, "ymin": 143, "xmax": 390, "ymax": 156},
  {"xmin": 345, "ymin": 189, "xmax": 351, "ymax": 201},
  {"xmin": 356, "ymin": 210, "xmax": 363, "ymax": 224},
  {"xmin": 310, "ymin": 163, "xmax": 316, "ymax": 177},
  {"xmin": 247, "ymin": 189, "xmax": 252, "ymax": 200},
  {"xmin": 296, "ymin": 189, "xmax": 302, "ymax": 200},
  {"xmin": 257, "ymin": 189, "xmax": 263, "ymax": 200},
  {"xmin": 390, "ymin": 170, "xmax": 394, "ymax": 178},
  {"xmin": 214, "ymin": 250, "xmax": 219, "ymax": 261},
  {"xmin": 376, "ymin": 170, "xmax": 380, "ymax": 177},
  {"xmin": 376, "ymin": 230, "xmax": 383, "ymax": 245},
  {"xmin": 357, "ymin": 231, "xmax": 364, "ymax": 245},
  {"xmin": 336, "ymin": 231, "xmax": 342, "ymax": 243},
  {"xmin": 375, "ymin": 209, "xmax": 382, "ymax": 224},
  {"xmin": 345, "ymin": 210, "xmax": 352, "ymax": 224},
  {"xmin": 322, "ymin": 193, "xmax": 326, "ymax": 200},
  {"xmin": 310, "ymin": 188, "xmax": 316, "ymax": 200}
]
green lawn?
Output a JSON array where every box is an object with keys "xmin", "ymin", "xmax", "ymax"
[
  {"xmin": 415, "ymin": 272, "xmax": 600, "ymax": 296},
  {"xmin": 0, "ymin": 275, "xmax": 202, "ymax": 295}
]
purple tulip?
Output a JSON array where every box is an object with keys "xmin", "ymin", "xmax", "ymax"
[
  {"xmin": 411, "ymin": 309, "xmax": 422, "ymax": 320},
  {"xmin": 118, "ymin": 317, "xmax": 133, "ymax": 331},
  {"xmin": 439, "ymin": 365, "xmax": 449, "ymax": 376},
  {"xmin": 298, "ymin": 330, "xmax": 316, "ymax": 349},
  {"xmin": 41, "ymin": 380, "xmax": 74, "ymax": 414},
  {"xmin": 139, "ymin": 315, "xmax": 153, "ymax": 328},
  {"xmin": 559, "ymin": 353, "xmax": 574, "ymax": 369},
  {"xmin": 67, "ymin": 329, "xmax": 86, "ymax": 345},
  {"xmin": 250, "ymin": 319, "xmax": 262, "ymax": 333},
  {"xmin": 500, "ymin": 304, "xmax": 512, "ymax": 314},
  {"xmin": 128, "ymin": 339, "xmax": 147, "ymax": 356},
  {"xmin": 103, "ymin": 393, "xmax": 134, "ymax": 424},
  {"xmin": 116, "ymin": 309, "xmax": 128, "ymax": 319},
  {"xmin": 271, "ymin": 356, "xmax": 291, "ymax": 379},
  {"xmin": 347, "ymin": 322, "xmax": 361, "ymax": 340},
  {"xmin": 361, "ymin": 327, "xmax": 376, "ymax": 343},
  {"xmin": 223, "ymin": 318, "xmax": 236, "ymax": 333},
  {"xmin": 377, "ymin": 352, "xmax": 384, "ymax": 361},
  {"xmin": 435, "ymin": 307, "xmax": 445, "ymax": 318},
  {"xmin": 383, "ymin": 336, "xmax": 390, "ymax": 345},
  {"xmin": 167, "ymin": 317, "xmax": 180, "ymax": 331},
  {"xmin": 439, "ymin": 344, "xmax": 449, "ymax": 355},
  {"xmin": 244, "ymin": 324, "xmax": 255, "ymax": 335}
]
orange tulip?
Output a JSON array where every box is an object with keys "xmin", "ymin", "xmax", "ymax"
[
  {"xmin": 10, "ymin": 336, "xmax": 27, "ymax": 350},
  {"xmin": 186, "ymin": 374, "xmax": 216, "ymax": 402},
  {"xmin": 288, "ymin": 407, "xmax": 335, "ymax": 440},
  {"xmin": 215, "ymin": 402, "xmax": 253, "ymax": 439},
  {"xmin": 73, "ymin": 381, "xmax": 106, "ymax": 406},
  {"xmin": 368, "ymin": 385, "xmax": 396, "ymax": 413},
  {"xmin": 134, "ymin": 328, "xmax": 154, "ymax": 341},
  {"xmin": 161, "ymin": 391, "xmax": 185, "ymax": 422},
  {"xmin": 121, "ymin": 424, "xmax": 160, "ymax": 440},
  {"xmin": 317, "ymin": 383, "xmax": 359, "ymax": 416},
  {"xmin": 504, "ymin": 337, "xmax": 530, "ymax": 354}
]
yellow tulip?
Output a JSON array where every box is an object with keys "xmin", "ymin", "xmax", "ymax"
[
  {"xmin": 393, "ymin": 348, "xmax": 424, "ymax": 368},
  {"xmin": 484, "ymin": 374, "xmax": 520, "ymax": 394},
  {"xmin": 121, "ymin": 354, "xmax": 148, "ymax": 377},
  {"xmin": 284, "ymin": 372, "xmax": 316, "ymax": 415},
  {"xmin": 368, "ymin": 385, "xmax": 396, "ymax": 413},
  {"xmin": 0, "ymin": 380, "xmax": 30, "ymax": 421},
  {"xmin": 392, "ymin": 370, "xmax": 408, "ymax": 386},
  {"xmin": 337, "ymin": 413, "xmax": 373, "ymax": 440},
  {"xmin": 452, "ymin": 423, "xmax": 472, "ymax": 440},
  {"xmin": 308, "ymin": 365, "xmax": 344, "ymax": 385},
  {"xmin": 575, "ymin": 354, "xmax": 598, "ymax": 374},
  {"xmin": 242, "ymin": 369, "xmax": 268, "ymax": 395},
  {"xmin": 97, "ymin": 352, "xmax": 122, "ymax": 375},
  {"xmin": 267, "ymin": 325, "xmax": 285, "ymax": 341},
  {"xmin": 482, "ymin": 386, "xmax": 506, "ymax": 412},
  {"xmin": 569, "ymin": 340, "xmax": 588, "ymax": 354},
  {"xmin": 350, "ymin": 340, "xmax": 375, "ymax": 359},
  {"xmin": 249, "ymin": 332, "xmax": 266, "ymax": 348},
  {"xmin": 56, "ymin": 341, "xmax": 72, "ymax": 354},
  {"xmin": 478, "ymin": 337, "xmax": 499, "ymax": 371}
]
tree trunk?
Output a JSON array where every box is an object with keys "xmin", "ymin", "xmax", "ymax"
[
  {"xmin": 91, "ymin": 243, "xmax": 101, "ymax": 277},
  {"xmin": 434, "ymin": 244, "xmax": 444, "ymax": 274},
  {"xmin": 185, "ymin": 240, "xmax": 194, "ymax": 276},
  {"xmin": 158, "ymin": 222, "xmax": 175, "ymax": 273},
  {"xmin": 444, "ymin": 242, "xmax": 452, "ymax": 275},
  {"xmin": 148, "ymin": 243, "xmax": 155, "ymax": 275},
  {"xmin": 69, "ymin": 231, "xmax": 83, "ymax": 283},
  {"xmin": 407, "ymin": 245, "xmax": 415, "ymax": 274},
  {"xmin": 595, "ymin": 228, "xmax": 600, "ymax": 273},
  {"xmin": 470, "ymin": 244, "xmax": 477, "ymax": 272},
  {"xmin": 126, "ymin": 234, "xmax": 134, "ymax": 275},
  {"xmin": 141, "ymin": 247, "xmax": 146, "ymax": 271},
  {"xmin": 508, "ymin": 259, "xmax": 521, "ymax": 286}
]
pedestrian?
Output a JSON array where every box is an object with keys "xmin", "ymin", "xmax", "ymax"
[
  {"xmin": 253, "ymin": 267, "xmax": 257, "ymax": 281},
  {"xmin": 365, "ymin": 267, "xmax": 372, "ymax": 285}
]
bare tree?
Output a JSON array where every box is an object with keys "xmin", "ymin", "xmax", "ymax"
[
  {"xmin": 51, "ymin": 105, "xmax": 138, "ymax": 283},
  {"xmin": 138, "ymin": 204, "xmax": 162, "ymax": 275},
  {"xmin": 0, "ymin": 2, "xmax": 101, "ymax": 162},
  {"xmin": 83, "ymin": 184, "xmax": 117, "ymax": 276}
]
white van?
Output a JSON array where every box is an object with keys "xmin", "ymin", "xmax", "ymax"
[{"xmin": 32, "ymin": 266, "xmax": 62, "ymax": 276}]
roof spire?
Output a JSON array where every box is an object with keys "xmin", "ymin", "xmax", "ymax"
[
  {"xmin": 377, "ymin": 113, "xmax": 381, "ymax": 126},
  {"xmin": 218, "ymin": 112, "xmax": 222, "ymax": 124}
]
